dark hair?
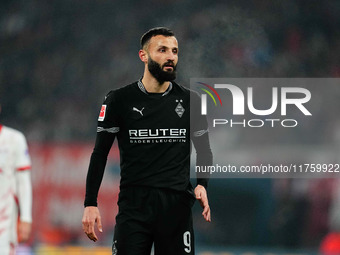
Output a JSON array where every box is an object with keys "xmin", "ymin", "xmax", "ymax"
[{"xmin": 140, "ymin": 27, "xmax": 175, "ymax": 49}]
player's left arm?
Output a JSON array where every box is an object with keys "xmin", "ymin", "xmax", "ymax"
[
  {"xmin": 190, "ymin": 91, "xmax": 213, "ymax": 222},
  {"xmin": 192, "ymin": 132, "xmax": 213, "ymax": 222},
  {"xmin": 15, "ymin": 133, "xmax": 32, "ymax": 242},
  {"xmin": 194, "ymin": 184, "xmax": 210, "ymax": 222}
]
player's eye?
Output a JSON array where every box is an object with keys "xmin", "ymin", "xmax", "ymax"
[
  {"xmin": 173, "ymin": 49, "xmax": 178, "ymax": 54},
  {"xmin": 159, "ymin": 48, "xmax": 166, "ymax": 52}
]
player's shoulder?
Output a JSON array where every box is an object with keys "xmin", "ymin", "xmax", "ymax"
[
  {"xmin": 1, "ymin": 125, "xmax": 27, "ymax": 140},
  {"xmin": 172, "ymin": 81, "xmax": 189, "ymax": 93},
  {"xmin": 172, "ymin": 81, "xmax": 191, "ymax": 98},
  {"xmin": 172, "ymin": 81, "xmax": 201, "ymax": 100},
  {"xmin": 103, "ymin": 82, "xmax": 138, "ymax": 104}
]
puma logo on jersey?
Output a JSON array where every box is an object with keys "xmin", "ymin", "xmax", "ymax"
[{"xmin": 133, "ymin": 107, "xmax": 144, "ymax": 116}]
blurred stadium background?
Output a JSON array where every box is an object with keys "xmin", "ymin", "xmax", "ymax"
[{"xmin": 1, "ymin": 0, "xmax": 340, "ymax": 254}]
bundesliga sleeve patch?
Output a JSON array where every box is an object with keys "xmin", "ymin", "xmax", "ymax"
[{"xmin": 98, "ymin": 105, "xmax": 107, "ymax": 121}]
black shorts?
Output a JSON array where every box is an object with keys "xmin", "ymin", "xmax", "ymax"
[{"xmin": 112, "ymin": 186, "xmax": 196, "ymax": 255}]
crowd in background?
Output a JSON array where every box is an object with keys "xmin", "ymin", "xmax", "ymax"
[{"xmin": 1, "ymin": 0, "xmax": 340, "ymax": 142}]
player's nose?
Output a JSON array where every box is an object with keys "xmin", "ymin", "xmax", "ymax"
[{"xmin": 166, "ymin": 52, "xmax": 176, "ymax": 62}]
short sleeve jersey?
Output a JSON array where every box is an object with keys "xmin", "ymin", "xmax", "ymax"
[{"xmin": 97, "ymin": 81, "xmax": 208, "ymax": 191}]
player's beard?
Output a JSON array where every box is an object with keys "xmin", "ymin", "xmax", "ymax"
[{"xmin": 147, "ymin": 55, "xmax": 177, "ymax": 84}]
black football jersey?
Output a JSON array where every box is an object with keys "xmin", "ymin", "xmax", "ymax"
[{"xmin": 84, "ymin": 80, "xmax": 212, "ymax": 206}]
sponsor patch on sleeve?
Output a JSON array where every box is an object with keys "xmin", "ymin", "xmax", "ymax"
[{"xmin": 98, "ymin": 105, "xmax": 107, "ymax": 121}]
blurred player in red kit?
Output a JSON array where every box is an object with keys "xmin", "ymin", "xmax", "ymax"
[{"xmin": 0, "ymin": 104, "xmax": 32, "ymax": 254}]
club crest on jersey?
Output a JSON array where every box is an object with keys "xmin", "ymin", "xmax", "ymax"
[
  {"xmin": 98, "ymin": 105, "xmax": 106, "ymax": 121},
  {"xmin": 175, "ymin": 99, "xmax": 185, "ymax": 118}
]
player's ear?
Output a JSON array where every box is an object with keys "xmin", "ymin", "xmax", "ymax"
[{"xmin": 139, "ymin": 49, "xmax": 148, "ymax": 63}]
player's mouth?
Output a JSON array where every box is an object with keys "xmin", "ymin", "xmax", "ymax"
[{"xmin": 163, "ymin": 63, "xmax": 174, "ymax": 71}]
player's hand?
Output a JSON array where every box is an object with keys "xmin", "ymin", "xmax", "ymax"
[
  {"xmin": 18, "ymin": 221, "xmax": 31, "ymax": 242},
  {"xmin": 194, "ymin": 185, "xmax": 211, "ymax": 222},
  {"xmin": 82, "ymin": 206, "xmax": 103, "ymax": 242}
]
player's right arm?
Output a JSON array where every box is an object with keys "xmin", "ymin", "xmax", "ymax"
[
  {"xmin": 82, "ymin": 206, "xmax": 102, "ymax": 242},
  {"xmin": 83, "ymin": 91, "xmax": 120, "ymax": 242}
]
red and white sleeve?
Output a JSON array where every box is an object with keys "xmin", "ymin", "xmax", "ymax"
[{"xmin": 15, "ymin": 133, "xmax": 32, "ymax": 223}]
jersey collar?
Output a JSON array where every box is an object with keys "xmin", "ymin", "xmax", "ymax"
[{"xmin": 137, "ymin": 79, "xmax": 173, "ymax": 97}]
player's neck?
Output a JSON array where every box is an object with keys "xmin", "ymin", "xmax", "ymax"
[{"xmin": 141, "ymin": 72, "xmax": 170, "ymax": 93}]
